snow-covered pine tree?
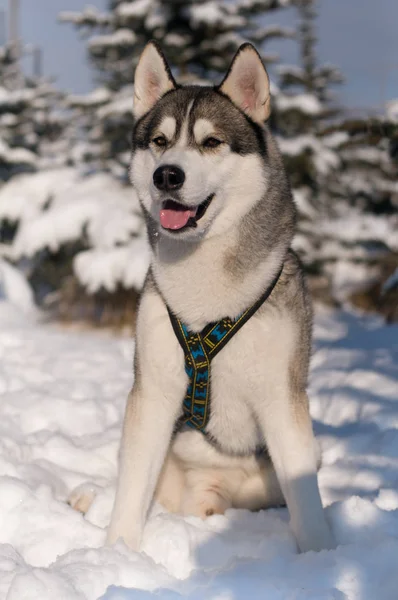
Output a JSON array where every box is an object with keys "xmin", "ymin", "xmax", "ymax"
[
  {"xmin": 273, "ymin": 1, "xmax": 398, "ymax": 314},
  {"xmin": 270, "ymin": 0, "xmax": 349, "ymax": 301},
  {"xmin": 61, "ymin": 1, "xmax": 294, "ymax": 87},
  {"xmin": 0, "ymin": 41, "xmax": 71, "ymax": 183},
  {"xmin": 11, "ymin": 0, "xmax": 293, "ymax": 325},
  {"xmin": 60, "ymin": 0, "xmax": 295, "ymax": 177},
  {"xmin": 0, "ymin": 42, "xmax": 37, "ymax": 182},
  {"xmin": 0, "ymin": 39, "xmax": 73, "ymax": 258},
  {"xmin": 316, "ymin": 109, "xmax": 398, "ymax": 314}
]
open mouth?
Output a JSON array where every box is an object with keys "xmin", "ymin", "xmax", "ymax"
[{"xmin": 159, "ymin": 194, "xmax": 214, "ymax": 232}]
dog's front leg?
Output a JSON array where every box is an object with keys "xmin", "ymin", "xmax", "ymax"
[
  {"xmin": 107, "ymin": 382, "xmax": 180, "ymax": 550},
  {"xmin": 259, "ymin": 392, "xmax": 334, "ymax": 553}
]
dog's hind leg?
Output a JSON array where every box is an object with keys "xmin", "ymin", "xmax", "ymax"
[
  {"xmin": 232, "ymin": 462, "xmax": 284, "ymax": 511},
  {"xmin": 155, "ymin": 452, "xmax": 185, "ymax": 513},
  {"xmin": 68, "ymin": 482, "xmax": 101, "ymax": 514},
  {"xmin": 181, "ymin": 468, "xmax": 233, "ymax": 518}
]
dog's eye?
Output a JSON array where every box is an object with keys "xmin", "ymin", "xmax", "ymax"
[
  {"xmin": 152, "ymin": 136, "xmax": 167, "ymax": 147},
  {"xmin": 203, "ymin": 137, "xmax": 222, "ymax": 149}
]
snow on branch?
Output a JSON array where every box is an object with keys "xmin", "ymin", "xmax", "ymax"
[
  {"xmin": 277, "ymin": 134, "xmax": 340, "ymax": 174},
  {"xmin": 88, "ymin": 29, "xmax": 137, "ymax": 52},
  {"xmin": 163, "ymin": 33, "xmax": 190, "ymax": 49},
  {"xmin": 322, "ymin": 132, "xmax": 349, "ymax": 148},
  {"xmin": 250, "ymin": 25, "xmax": 295, "ymax": 42},
  {"xmin": 7, "ymin": 171, "xmax": 143, "ymax": 260},
  {"xmin": 116, "ymin": 0, "xmax": 154, "ymax": 20},
  {"xmin": 59, "ymin": 7, "xmax": 112, "ymax": 27},
  {"xmin": 340, "ymin": 146, "xmax": 388, "ymax": 166},
  {"xmin": 0, "ymin": 146, "xmax": 37, "ymax": 167},
  {"xmin": 277, "ymin": 65, "xmax": 305, "ymax": 78},
  {"xmin": 277, "ymin": 64, "xmax": 306, "ymax": 87},
  {"xmin": 315, "ymin": 210, "xmax": 398, "ymax": 251},
  {"xmin": 67, "ymin": 88, "xmax": 111, "ymax": 109},
  {"xmin": 0, "ymin": 169, "xmax": 77, "ymax": 222},
  {"xmin": 189, "ymin": 2, "xmax": 245, "ymax": 30},
  {"xmin": 0, "ymin": 166, "xmax": 150, "ymax": 293},
  {"xmin": 0, "ymin": 87, "xmax": 36, "ymax": 111},
  {"xmin": 275, "ymin": 93, "xmax": 323, "ymax": 116},
  {"xmin": 74, "ymin": 238, "xmax": 150, "ymax": 293},
  {"xmin": 236, "ymin": 0, "xmax": 292, "ymax": 14},
  {"xmin": 97, "ymin": 87, "xmax": 134, "ymax": 119},
  {"xmin": 338, "ymin": 171, "xmax": 398, "ymax": 196}
]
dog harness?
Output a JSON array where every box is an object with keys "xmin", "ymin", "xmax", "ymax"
[{"xmin": 168, "ymin": 266, "xmax": 283, "ymax": 433}]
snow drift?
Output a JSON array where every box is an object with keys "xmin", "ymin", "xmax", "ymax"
[{"xmin": 0, "ymin": 302, "xmax": 397, "ymax": 598}]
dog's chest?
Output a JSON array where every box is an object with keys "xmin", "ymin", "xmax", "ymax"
[
  {"xmin": 182, "ymin": 315, "xmax": 280, "ymax": 455},
  {"xmin": 142, "ymin": 281, "xmax": 294, "ymax": 458}
]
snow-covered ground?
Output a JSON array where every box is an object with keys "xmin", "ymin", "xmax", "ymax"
[{"xmin": 0, "ymin": 301, "xmax": 397, "ymax": 599}]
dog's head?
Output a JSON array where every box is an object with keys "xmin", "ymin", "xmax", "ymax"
[{"xmin": 131, "ymin": 42, "xmax": 272, "ymax": 241}]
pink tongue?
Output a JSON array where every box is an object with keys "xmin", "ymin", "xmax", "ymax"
[{"xmin": 160, "ymin": 206, "xmax": 197, "ymax": 230}]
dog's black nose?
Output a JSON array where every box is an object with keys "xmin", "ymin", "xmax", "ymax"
[{"xmin": 153, "ymin": 165, "xmax": 185, "ymax": 191}]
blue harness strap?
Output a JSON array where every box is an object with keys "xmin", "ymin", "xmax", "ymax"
[{"xmin": 168, "ymin": 266, "xmax": 283, "ymax": 432}]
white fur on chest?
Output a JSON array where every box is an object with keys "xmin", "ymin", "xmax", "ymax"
[
  {"xmin": 201, "ymin": 308, "xmax": 294, "ymax": 455},
  {"xmin": 153, "ymin": 235, "xmax": 285, "ymax": 332},
  {"xmin": 140, "ymin": 286, "xmax": 296, "ymax": 460}
]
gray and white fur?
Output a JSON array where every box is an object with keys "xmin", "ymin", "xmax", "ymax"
[{"xmin": 88, "ymin": 42, "xmax": 334, "ymax": 553}]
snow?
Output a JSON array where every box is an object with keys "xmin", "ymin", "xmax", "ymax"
[
  {"xmin": 338, "ymin": 172, "xmax": 398, "ymax": 196},
  {"xmin": 97, "ymin": 87, "xmax": 134, "ymax": 119},
  {"xmin": 341, "ymin": 146, "xmax": 387, "ymax": 166},
  {"xmin": 277, "ymin": 134, "xmax": 340, "ymax": 174},
  {"xmin": 0, "ymin": 169, "xmax": 148, "ymax": 292},
  {"xmin": 89, "ymin": 30, "xmax": 137, "ymax": 51},
  {"xmin": 322, "ymin": 132, "xmax": 349, "ymax": 149},
  {"xmin": 275, "ymin": 93, "xmax": 323, "ymax": 116},
  {"xmin": 0, "ymin": 259, "xmax": 37, "ymax": 315},
  {"xmin": 328, "ymin": 261, "xmax": 380, "ymax": 302},
  {"xmin": 11, "ymin": 172, "xmax": 143, "ymax": 256},
  {"xmin": 189, "ymin": 2, "xmax": 244, "ymax": 29},
  {"xmin": 252, "ymin": 25, "xmax": 295, "ymax": 41},
  {"xmin": 0, "ymin": 113, "xmax": 18, "ymax": 127},
  {"xmin": 59, "ymin": 7, "xmax": 111, "ymax": 27},
  {"xmin": 316, "ymin": 209, "xmax": 398, "ymax": 251},
  {"xmin": 0, "ymin": 86, "xmax": 35, "ymax": 109},
  {"xmin": 0, "ymin": 140, "xmax": 37, "ymax": 166},
  {"xmin": 116, "ymin": 0, "xmax": 154, "ymax": 20},
  {"xmin": 68, "ymin": 88, "xmax": 111, "ymax": 109},
  {"xmin": 74, "ymin": 238, "xmax": 150, "ymax": 293},
  {"xmin": 163, "ymin": 33, "xmax": 189, "ymax": 49},
  {"xmin": 293, "ymin": 187, "xmax": 317, "ymax": 219},
  {"xmin": 0, "ymin": 301, "xmax": 397, "ymax": 598},
  {"xmin": 277, "ymin": 64, "xmax": 305, "ymax": 79},
  {"xmin": 0, "ymin": 169, "xmax": 141, "ymax": 247},
  {"xmin": 0, "ymin": 168, "xmax": 78, "ymax": 222}
]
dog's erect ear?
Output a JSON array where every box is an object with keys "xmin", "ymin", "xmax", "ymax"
[
  {"xmin": 218, "ymin": 43, "xmax": 271, "ymax": 124},
  {"xmin": 133, "ymin": 41, "xmax": 177, "ymax": 119}
]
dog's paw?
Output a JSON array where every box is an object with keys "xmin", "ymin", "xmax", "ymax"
[
  {"xmin": 294, "ymin": 522, "xmax": 336, "ymax": 553},
  {"xmin": 68, "ymin": 482, "xmax": 100, "ymax": 515},
  {"xmin": 106, "ymin": 523, "xmax": 142, "ymax": 551}
]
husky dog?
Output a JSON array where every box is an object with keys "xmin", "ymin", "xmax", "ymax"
[{"xmin": 105, "ymin": 42, "xmax": 334, "ymax": 553}]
